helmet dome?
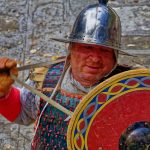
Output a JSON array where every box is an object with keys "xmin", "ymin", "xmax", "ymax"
[{"xmin": 51, "ymin": 0, "xmax": 121, "ymax": 52}]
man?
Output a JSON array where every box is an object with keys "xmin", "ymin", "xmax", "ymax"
[{"xmin": 0, "ymin": 0, "xmax": 131, "ymax": 149}]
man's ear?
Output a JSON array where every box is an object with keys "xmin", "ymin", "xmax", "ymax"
[
  {"xmin": 67, "ymin": 43, "xmax": 73, "ymax": 55},
  {"xmin": 67, "ymin": 54, "xmax": 71, "ymax": 61}
]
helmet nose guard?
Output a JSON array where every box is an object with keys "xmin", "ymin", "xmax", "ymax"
[{"xmin": 51, "ymin": 0, "xmax": 122, "ymax": 52}]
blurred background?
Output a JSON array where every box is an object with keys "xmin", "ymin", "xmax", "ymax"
[{"xmin": 0, "ymin": 0, "xmax": 150, "ymax": 149}]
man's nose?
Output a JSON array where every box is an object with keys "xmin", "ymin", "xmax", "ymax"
[{"xmin": 90, "ymin": 53, "xmax": 102, "ymax": 62}]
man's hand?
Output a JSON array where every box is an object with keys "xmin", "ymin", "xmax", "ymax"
[{"xmin": 0, "ymin": 57, "xmax": 18, "ymax": 97}]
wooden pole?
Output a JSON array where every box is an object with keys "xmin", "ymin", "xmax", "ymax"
[{"xmin": 11, "ymin": 74, "xmax": 73, "ymax": 117}]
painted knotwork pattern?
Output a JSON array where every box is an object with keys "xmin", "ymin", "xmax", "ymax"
[{"xmin": 73, "ymin": 76, "xmax": 150, "ymax": 150}]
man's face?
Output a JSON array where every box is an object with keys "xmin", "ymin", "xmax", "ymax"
[{"xmin": 70, "ymin": 43, "xmax": 116, "ymax": 87}]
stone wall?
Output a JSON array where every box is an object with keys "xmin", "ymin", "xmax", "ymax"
[
  {"xmin": 0, "ymin": 0, "xmax": 150, "ymax": 149},
  {"xmin": 0, "ymin": 0, "xmax": 150, "ymax": 63}
]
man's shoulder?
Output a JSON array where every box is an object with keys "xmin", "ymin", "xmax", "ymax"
[
  {"xmin": 114, "ymin": 64, "xmax": 131, "ymax": 73},
  {"xmin": 105, "ymin": 64, "xmax": 146, "ymax": 81},
  {"xmin": 109, "ymin": 64, "xmax": 131, "ymax": 77},
  {"xmin": 29, "ymin": 57, "xmax": 66, "ymax": 89}
]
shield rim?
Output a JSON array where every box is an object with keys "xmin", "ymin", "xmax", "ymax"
[{"xmin": 67, "ymin": 68, "xmax": 150, "ymax": 150}]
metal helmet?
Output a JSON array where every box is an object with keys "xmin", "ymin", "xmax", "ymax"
[{"xmin": 51, "ymin": 0, "xmax": 126, "ymax": 55}]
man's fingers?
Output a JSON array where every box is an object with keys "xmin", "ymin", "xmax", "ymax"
[
  {"xmin": 0, "ymin": 74, "xmax": 14, "ymax": 84},
  {"xmin": 0, "ymin": 58, "xmax": 17, "ymax": 97},
  {"xmin": 0, "ymin": 74, "xmax": 14, "ymax": 96},
  {"xmin": 0, "ymin": 57, "xmax": 8, "ymax": 69},
  {"xmin": 5, "ymin": 58, "xmax": 17, "ymax": 69},
  {"xmin": 10, "ymin": 67, "xmax": 18, "ymax": 76},
  {"xmin": 0, "ymin": 57, "xmax": 17, "ymax": 70}
]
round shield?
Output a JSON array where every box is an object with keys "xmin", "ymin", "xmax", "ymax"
[{"xmin": 67, "ymin": 69, "xmax": 150, "ymax": 150}]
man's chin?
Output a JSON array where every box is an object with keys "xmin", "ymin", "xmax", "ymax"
[{"xmin": 81, "ymin": 74, "xmax": 103, "ymax": 84}]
